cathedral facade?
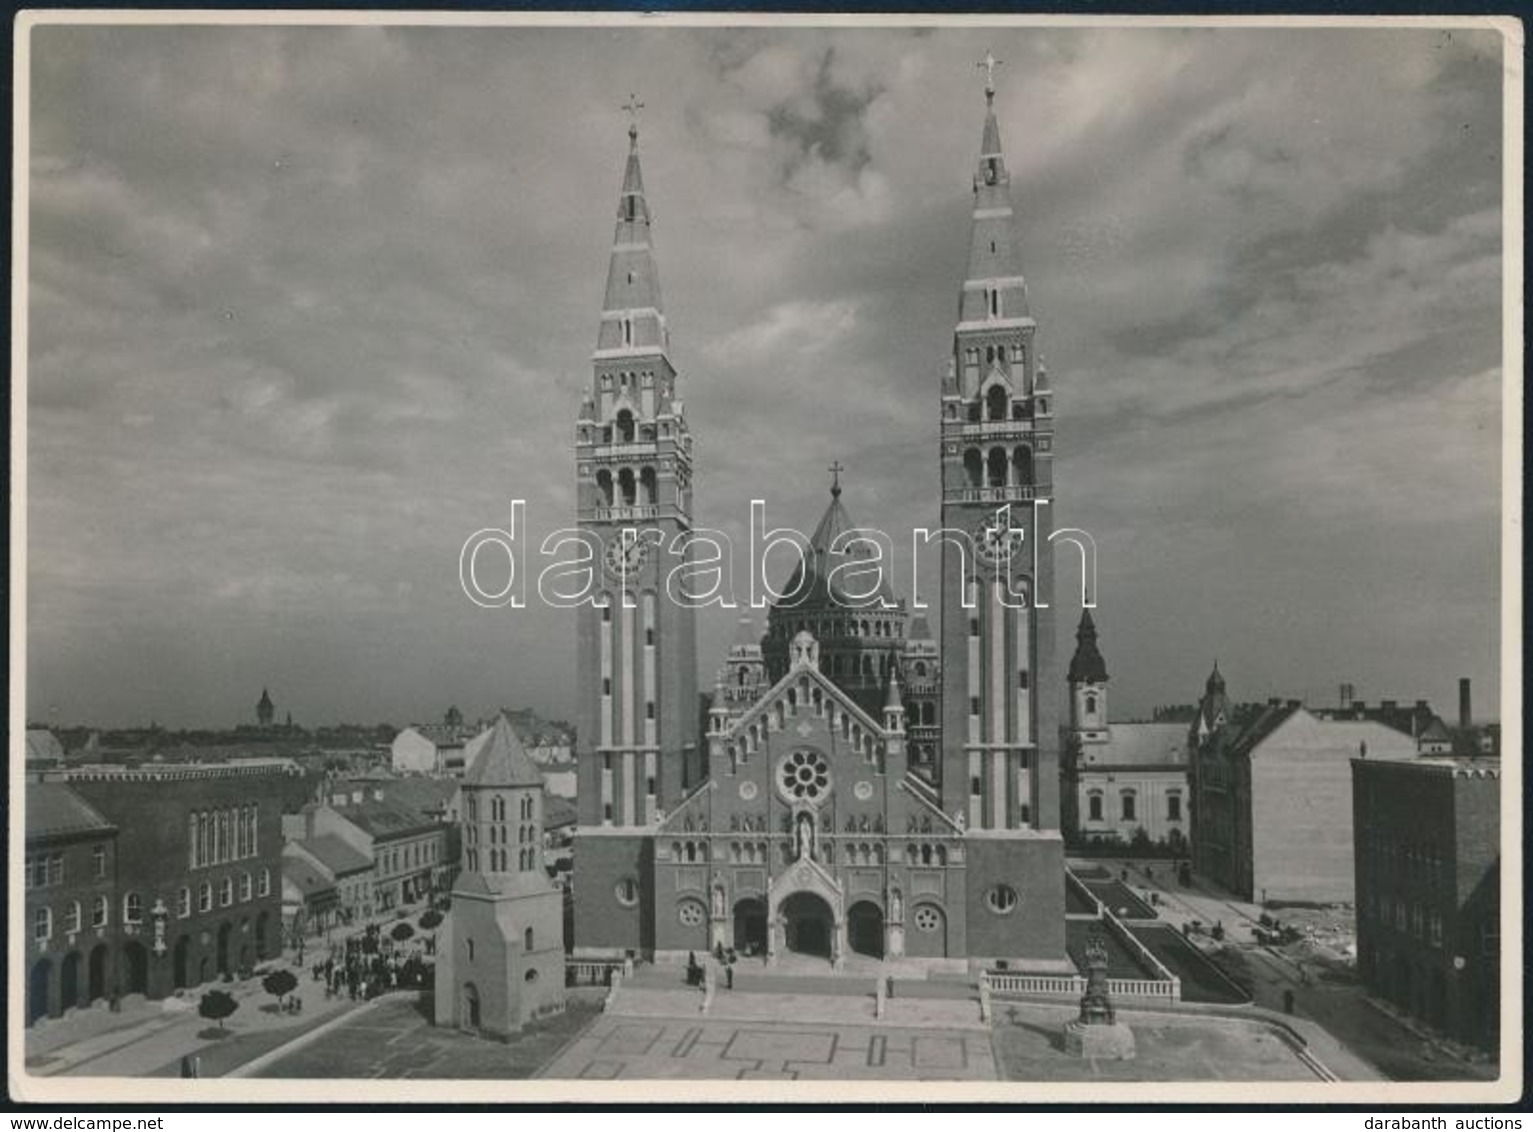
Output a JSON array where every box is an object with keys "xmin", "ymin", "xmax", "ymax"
[{"xmin": 571, "ymin": 78, "xmax": 1069, "ymax": 973}]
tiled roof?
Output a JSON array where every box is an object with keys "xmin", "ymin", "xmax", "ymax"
[
  {"xmin": 283, "ymin": 853, "xmax": 336, "ymax": 896},
  {"xmin": 544, "ymin": 795, "xmax": 578, "ymax": 829},
  {"xmin": 27, "ymin": 782, "xmax": 116, "ymax": 839},
  {"xmin": 342, "ymin": 802, "xmax": 441, "ymax": 841},
  {"xmin": 303, "ymin": 834, "xmax": 372, "ymax": 876},
  {"xmin": 464, "ymin": 715, "xmax": 543, "ymax": 788},
  {"xmin": 1087, "ymin": 722, "xmax": 1187, "ymax": 768},
  {"xmin": 26, "ymin": 731, "xmax": 65, "ymax": 763}
]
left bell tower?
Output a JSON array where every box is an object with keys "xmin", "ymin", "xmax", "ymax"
[{"xmin": 573, "ymin": 104, "xmax": 700, "ymax": 836}]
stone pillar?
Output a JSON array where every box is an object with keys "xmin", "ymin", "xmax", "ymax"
[
  {"xmin": 767, "ymin": 915, "xmax": 782, "ymax": 962},
  {"xmin": 832, "ymin": 919, "xmax": 846, "ymax": 969},
  {"xmin": 887, "ymin": 923, "xmax": 905, "ymax": 959}
]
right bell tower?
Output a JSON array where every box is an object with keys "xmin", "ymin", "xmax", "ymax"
[{"xmin": 937, "ymin": 56, "xmax": 1066, "ymax": 965}]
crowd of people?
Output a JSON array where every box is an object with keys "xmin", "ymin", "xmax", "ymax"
[{"xmin": 311, "ymin": 922, "xmax": 435, "ymax": 1002}]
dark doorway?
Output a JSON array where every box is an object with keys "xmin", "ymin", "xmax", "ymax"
[
  {"xmin": 121, "ymin": 941, "xmax": 149, "ymax": 996},
  {"xmin": 28, "ymin": 959, "xmax": 52, "ymax": 1025},
  {"xmin": 216, "ymin": 922, "xmax": 232, "ymax": 976},
  {"xmin": 461, "ymin": 982, "xmax": 481, "ymax": 1031},
  {"xmin": 173, "ymin": 936, "xmax": 190, "ymax": 990},
  {"xmin": 782, "ymin": 892, "xmax": 833, "ymax": 960},
  {"xmin": 847, "ymin": 901, "xmax": 884, "ymax": 959},
  {"xmin": 88, "ymin": 944, "xmax": 108, "ymax": 1004},
  {"xmin": 732, "ymin": 897, "xmax": 767, "ymax": 956},
  {"xmin": 255, "ymin": 911, "xmax": 270, "ymax": 959},
  {"xmin": 60, "ymin": 951, "xmax": 82, "ymax": 1013}
]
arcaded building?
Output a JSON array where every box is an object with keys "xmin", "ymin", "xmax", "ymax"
[{"xmin": 571, "ymin": 77, "xmax": 1069, "ymax": 972}]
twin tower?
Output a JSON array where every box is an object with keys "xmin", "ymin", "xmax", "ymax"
[{"xmin": 570, "ymin": 76, "xmax": 1066, "ymax": 969}]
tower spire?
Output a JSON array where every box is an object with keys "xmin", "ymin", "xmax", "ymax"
[{"xmin": 596, "ymin": 96, "xmax": 668, "ymax": 360}]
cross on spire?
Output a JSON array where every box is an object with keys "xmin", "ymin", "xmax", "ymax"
[
  {"xmin": 621, "ymin": 94, "xmax": 645, "ymax": 142},
  {"xmin": 828, "ymin": 460, "xmax": 845, "ymax": 497},
  {"xmin": 977, "ymin": 51, "xmax": 1003, "ymax": 99}
]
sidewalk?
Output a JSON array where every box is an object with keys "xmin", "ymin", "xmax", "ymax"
[{"xmin": 22, "ymin": 965, "xmax": 362, "ymax": 1079}]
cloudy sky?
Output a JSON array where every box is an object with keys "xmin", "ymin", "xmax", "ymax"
[{"xmin": 23, "ymin": 19, "xmax": 1508, "ymax": 730}]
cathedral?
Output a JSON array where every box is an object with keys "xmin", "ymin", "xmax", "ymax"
[{"xmin": 571, "ymin": 73, "xmax": 1070, "ymax": 973}]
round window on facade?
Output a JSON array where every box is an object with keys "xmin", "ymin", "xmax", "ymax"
[
  {"xmin": 913, "ymin": 905, "xmax": 942, "ymax": 933},
  {"xmin": 614, "ymin": 877, "xmax": 639, "ymax": 907},
  {"xmin": 778, "ymin": 748, "xmax": 832, "ymax": 804},
  {"xmin": 677, "ymin": 899, "xmax": 706, "ymax": 927},
  {"xmin": 986, "ymin": 884, "xmax": 1019, "ymax": 915},
  {"xmin": 524, "ymin": 968, "xmax": 539, "ymax": 983}
]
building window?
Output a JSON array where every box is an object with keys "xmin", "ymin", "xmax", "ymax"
[
  {"xmin": 1087, "ymin": 791, "xmax": 1105, "ymax": 822},
  {"xmin": 199, "ymin": 882, "xmax": 213, "ymax": 913},
  {"xmin": 93, "ymin": 844, "xmax": 107, "ymax": 878},
  {"xmin": 1120, "ymin": 792, "xmax": 1136, "ymax": 822},
  {"xmin": 123, "ymin": 892, "xmax": 143, "ymax": 924},
  {"xmin": 177, "ymin": 887, "xmax": 191, "ymax": 919},
  {"xmin": 1429, "ymin": 913, "xmax": 1444, "ymax": 948},
  {"xmin": 985, "ymin": 884, "xmax": 1019, "ymax": 914},
  {"xmin": 969, "ymin": 696, "xmax": 981, "ymax": 716},
  {"xmin": 614, "ymin": 877, "xmax": 639, "ymax": 907},
  {"xmin": 677, "ymin": 899, "xmax": 706, "ymax": 927},
  {"xmin": 92, "ymin": 896, "xmax": 109, "ymax": 929},
  {"xmin": 1167, "ymin": 794, "xmax": 1182, "ymax": 822},
  {"xmin": 259, "ymin": 869, "xmax": 271, "ymax": 897},
  {"xmin": 524, "ymin": 968, "xmax": 539, "ymax": 983},
  {"xmin": 34, "ymin": 906, "xmax": 52, "ymax": 942},
  {"xmin": 240, "ymin": 873, "xmax": 253, "ymax": 902},
  {"xmin": 219, "ymin": 878, "xmax": 234, "ymax": 907},
  {"xmin": 65, "ymin": 901, "xmax": 82, "ymax": 935},
  {"xmin": 913, "ymin": 905, "xmax": 942, "ymax": 933},
  {"xmin": 1085, "ymin": 693, "xmax": 1097, "ymax": 715}
]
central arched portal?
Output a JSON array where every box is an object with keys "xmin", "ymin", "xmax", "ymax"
[{"xmin": 781, "ymin": 891, "xmax": 834, "ymax": 959}]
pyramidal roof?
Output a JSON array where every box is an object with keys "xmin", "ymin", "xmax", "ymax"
[
  {"xmin": 1068, "ymin": 608, "xmax": 1109, "ymax": 684},
  {"xmin": 779, "ymin": 479, "xmax": 898, "ymax": 609},
  {"xmin": 463, "ymin": 714, "xmax": 543, "ymax": 788}
]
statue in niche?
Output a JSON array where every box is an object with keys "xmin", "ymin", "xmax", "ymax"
[
  {"xmin": 906, "ymin": 814, "xmax": 918, "ymax": 833},
  {"xmin": 730, "ymin": 814, "xmax": 741, "ymax": 832},
  {"xmin": 796, "ymin": 814, "xmax": 813, "ymax": 861},
  {"xmin": 859, "ymin": 814, "xmax": 870, "ymax": 834},
  {"xmin": 920, "ymin": 814, "xmax": 932, "ymax": 834},
  {"xmin": 712, "ymin": 885, "xmax": 725, "ymax": 919},
  {"xmin": 889, "ymin": 888, "xmax": 903, "ymax": 921},
  {"xmin": 873, "ymin": 815, "xmax": 884, "ymax": 834},
  {"xmin": 684, "ymin": 815, "xmax": 694, "ymax": 833},
  {"xmin": 845, "ymin": 816, "xmax": 857, "ymax": 833}
]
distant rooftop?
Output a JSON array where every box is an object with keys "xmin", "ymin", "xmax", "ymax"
[{"xmin": 26, "ymin": 781, "xmax": 116, "ymax": 840}]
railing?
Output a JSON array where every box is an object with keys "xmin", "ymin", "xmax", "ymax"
[
  {"xmin": 566, "ymin": 958, "xmax": 624, "ymax": 987},
  {"xmin": 591, "ymin": 505, "xmax": 659, "ymax": 522},
  {"xmin": 941, "ymin": 486, "xmax": 1051, "ymax": 505},
  {"xmin": 985, "ymin": 972, "xmax": 1178, "ymax": 1002}
]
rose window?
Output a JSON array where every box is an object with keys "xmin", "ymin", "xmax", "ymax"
[
  {"xmin": 779, "ymin": 749, "xmax": 831, "ymax": 803},
  {"xmin": 913, "ymin": 905, "xmax": 941, "ymax": 933},
  {"xmin": 677, "ymin": 899, "xmax": 706, "ymax": 927}
]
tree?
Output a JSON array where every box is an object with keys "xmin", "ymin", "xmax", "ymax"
[
  {"xmin": 262, "ymin": 968, "xmax": 298, "ymax": 1007},
  {"xmin": 390, "ymin": 922, "xmax": 415, "ymax": 943},
  {"xmin": 419, "ymin": 909, "xmax": 443, "ymax": 930},
  {"xmin": 199, "ymin": 989, "xmax": 239, "ymax": 1033}
]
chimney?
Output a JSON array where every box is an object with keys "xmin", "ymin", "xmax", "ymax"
[
  {"xmin": 1459, "ymin": 677, "xmax": 1472, "ymax": 729},
  {"xmin": 1340, "ymin": 682, "xmax": 1355, "ymax": 708}
]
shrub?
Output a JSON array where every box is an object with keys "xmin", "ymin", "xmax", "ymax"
[
  {"xmin": 390, "ymin": 922, "xmax": 415, "ymax": 943},
  {"xmin": 261, "ymin": 968, "xmax": 298, "ymax": 1005},
  {"xmin": 198, "ymin": 989, "xmax": 239, "ymax": 1033},
  {"xmin": 419, "ymin": 909, "xmax": 443, "ymax": 930}
]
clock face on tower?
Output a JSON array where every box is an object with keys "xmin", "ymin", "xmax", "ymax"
[
  {"xmin": 972, "ymin": 514, "xmax": 1026, "ymax": 571},
  {"xmin": 603, "ymin": 534, "xmax": 650, "ymax": 580}
]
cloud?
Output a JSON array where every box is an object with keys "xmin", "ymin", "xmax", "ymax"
[{"xmin": 22, "ymin": 22, "xmax": 1507, "ymax": 727}]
